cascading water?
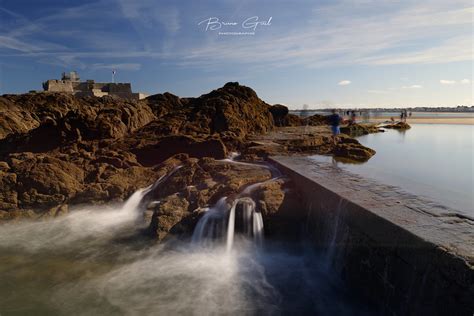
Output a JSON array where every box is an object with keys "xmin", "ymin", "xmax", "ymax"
[
  {"xmin": 191, "ymin": 157, "xmax": 283, "ymax": 252},
  {"xmin": 226, "ymin": 197, "xmax": 263, "ymax": 251},
  {"xmin": 192, "ymin": 196, "xmax": 264, "ymax": 252}
]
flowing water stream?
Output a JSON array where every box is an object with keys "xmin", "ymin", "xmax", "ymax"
[{"xmin": 0, "ymin": 163, "xmax": 374, "ymax": 315}]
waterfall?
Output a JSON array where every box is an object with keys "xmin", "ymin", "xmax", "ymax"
[
  {"xmin": 325, "ymin": 198, "xmax": 346, "ymax": 270},
  {"xmin": 189, "ymin": 158, "xmax": 284, "ymax": 251},
  {"xmin": 191, "ymin": 197, "xmax": 228, "ymax": 246},
  {"xmin": 192, "ymin": 197, "xmax": 264, "ymax": 251},
  {"xmin": 120, "ymin": 187, "xmax": 151, "ymax": 217}
]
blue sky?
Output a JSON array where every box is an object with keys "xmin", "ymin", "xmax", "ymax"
[{"xmin": 0, "ymin": 0, "xmax": 472, "ymax": 108}]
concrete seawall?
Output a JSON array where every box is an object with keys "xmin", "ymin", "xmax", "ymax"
[{"xmin": 270, "ymin": 155, "xmax": 473, "ymax": 315}]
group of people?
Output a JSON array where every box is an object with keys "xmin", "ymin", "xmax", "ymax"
[
  {"xmin": 399, "ymin": 110, "xmax": 412, "ymax": 122},
  {"xmin": 344, "ymin": 110, "xmax": 358, "ymax": 125},
  {"xmin": 329, "ymin": 109, "xmax": 413, "ymax": 144}
]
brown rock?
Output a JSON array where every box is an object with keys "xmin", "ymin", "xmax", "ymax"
[
  {"xmin": 0, "ymin": 171, "xmax": 18, "ymax": 210},
  {"xmin": 303, "ymin": 114, "xmax": 328, "ymax": 126},
  {"xmin": 143, "ymin": 157, "xmax": 272, "ymax": 240},
  {"xmin": 133, "ymin": 135, "xmax": 228, "ymax": 167},
  {"xmin": 43, "ymin": 204, "xmax": 69, "ymax": 218},
  {"xmin": 382, "ymin": 122, "xmax": 411, "ymax": 129},
  {"xmin": 340, "ymin": 123, "xmax": 381, "ymax": 137},
  {"xmin": 148, "ymin": 194, "xmax": 191, "ymax": 241},
  {"xmin": 269, "ymin": 104, "xmax": 303, "ymax": 127},
  {"xmin": 333, "ymin": 141, "xmax": 376, "ymax": 162},
  {"xmin": 0, "ymin": 161, "xmax": 10, "ymax": 171},
  {"xmin": 269, "ymin": 104, "xmax": 290, "ymax": 126}
]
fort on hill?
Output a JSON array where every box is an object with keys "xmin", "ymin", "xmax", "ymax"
[{"xmin": 42, "ymin": 71, "xmax": 148, "ymax": 100}]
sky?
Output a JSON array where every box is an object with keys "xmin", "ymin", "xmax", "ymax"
[{"xmin": 0, "ymin": 0, "xmax": 472, "ymax": 109}]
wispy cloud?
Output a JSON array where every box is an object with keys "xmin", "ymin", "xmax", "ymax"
[
  {"xmin": 92, "ymin": 63, "xmax": 142, "ymax": 71},
  {"xmin": 338, "ymin": 80, "xmax": 351, "ymax": 86},
  {"xmin": 402, "ymin": 85, "xmax": 423, "ymax": 89},
  {"xmin": 440, "ymin": 79, "xmax": 456, "ymax": 85},
  {"xmin": 180, "ymin": 1, "xmax": 473, "ymax": 68},
  {"xmin": 0, "ymin": 35, "xmax": 41, "ymax": 52},
  {"xmin": 439, "ymin": 78, "xmax": 472, "ymax": 85},
  {"xmin": 0, "ymin": 1, "xmax": 173, "ymax": 69},
  {"xmin": 117, "ymin": 0, "xmax": 180, "ymax": 34},
  {"xmin": 0, "ymin": 0, "xmax": 472, "ymax": 72}
]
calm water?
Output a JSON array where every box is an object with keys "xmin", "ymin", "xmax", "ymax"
[{"xmin": 312, "ymin": 124, "xmax": 474, "ymax": 217}]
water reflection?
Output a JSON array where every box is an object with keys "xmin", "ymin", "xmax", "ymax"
[{"xmin": 314, "ymin": 124, "xmax": 474, "ymax": 216}]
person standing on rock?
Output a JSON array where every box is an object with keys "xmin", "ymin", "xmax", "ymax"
[
  {"xmin": 350, "ymin": 111, "xmax": 357, "ymax": 125},
  {"xmin": 329, "ymin": 109, "xmax": 342, "ymax": 144}
]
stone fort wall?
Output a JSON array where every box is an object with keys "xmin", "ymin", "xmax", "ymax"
[{"xmin": 43, "ymin": 79, "xmax": 146, "ymax": 100}]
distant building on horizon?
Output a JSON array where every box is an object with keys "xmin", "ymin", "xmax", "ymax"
[{"xmin": 42, "ymin": 71, "xmax": 148, "ymax": 100}]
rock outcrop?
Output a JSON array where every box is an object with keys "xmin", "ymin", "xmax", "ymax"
[
  {"xmin": 382, "ymin": 122, "xmax": 411, "ymax": 130},
  {"xmin": 333, "ymin": 137, "xmax": 376, "ymax": 161},
  {"xmin": 0, "ymin": 82, "xmax": 375, "ymax": 241},
  {"xmin": 0, "ymin": 83, "xmax": 275, "ymax": 222},
  {"xmin": 303, "ymin": 114, "xmax": 328, "ymax": 126},
  {"xmin": 269, "ymin": 104, "xmax": 290, "ymax": 126},
  {"xmin": 269, "ymin": 104, "xmax": 304, "ymax": 127},
  {"xmin": 340, "ymin": 123, "xmax": 383, "ymax": 137},
  {"xmin": 268, "ymin": 105, "xmax": 327, "ymax": 127}
]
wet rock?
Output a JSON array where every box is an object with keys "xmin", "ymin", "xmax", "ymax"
[
  {"xmin": 382, "ymin": 122, "xmax": 411, "ymax": 129},
  {"xmin": 42, "ymin": 204, "xmax": 69, "ymax": 218},
  {"xmin": 0, "ymin": 171, "xmax": 18, "ymax": 210},
  {"xmin": 340, "ymin": 123, "xmax": 381, "ymax": 137},
  {"xmin": 144, "ymin": 157, "xmax": 273, "ymax": 240},
  {"xmin": 333, "ymin": 139, "xmax": 376, "ymax": 162},
  {"xmin": 243, "ymin": 141, "xmax": 288, "ymax": 158},
  {"xmin": 282, "ymin": 136, "xmax": 329, "ymax": 152},
  {"xmin": 148, "ymin": 193, "xmax": 192, "ymax": 241}
]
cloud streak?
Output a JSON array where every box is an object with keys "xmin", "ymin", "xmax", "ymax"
[
  {"xmin": 338, "ymin": 80, "xmax": 351, "ymax": 86},
  {"xmin": 92, "ymin": 63, "xmax": 142, "ymax": 71},
  {"xmin": 440, "ymin": 80, "xmax": 456, "ymax": 85},
  {"xmin": 402, "ymin": 85, "xmax": 423, "ymax": 89}
]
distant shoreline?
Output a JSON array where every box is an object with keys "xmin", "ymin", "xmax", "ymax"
[
  {"xmin": 370, "ymin": 116, "xmax": 474, "ymax": 125},
  {"xmin": 290, "ymin": 110, "xmax": 474, "ymax": 125},
  {"xmin": 291, "ymin": 109, "xmax": 474, "ymax": 113}
]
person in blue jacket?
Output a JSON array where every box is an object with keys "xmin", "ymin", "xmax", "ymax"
[{"xmin": 328, "ymin": 109, "xmax": 342, "ymax": 145}]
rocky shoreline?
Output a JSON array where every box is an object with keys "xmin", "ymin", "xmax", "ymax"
[{"xmin": 0, "ymin": 82, "xmax": 378, "ymax": 240}]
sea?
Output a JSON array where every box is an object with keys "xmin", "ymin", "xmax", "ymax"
[{"xmin": 309, "ymin": 117, "xmax": 473, "ymax": 218}]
